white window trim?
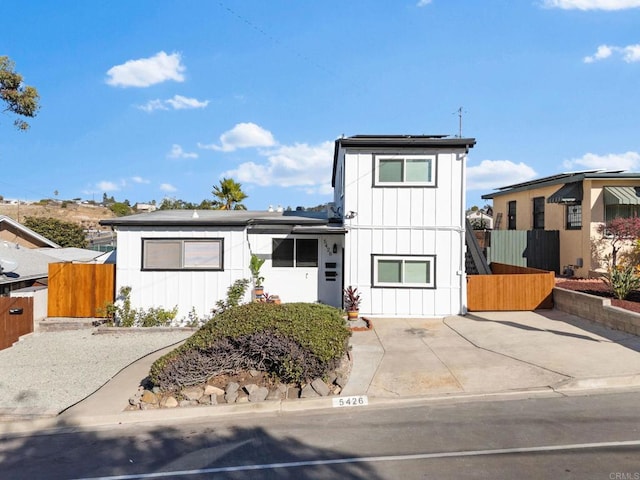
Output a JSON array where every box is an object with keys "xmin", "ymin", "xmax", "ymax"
[
  {"xmin": 142, "ymin": 238, "xmax": 224, "ymax": 271},
  {"xmin": 374, "ymin": 154, "xmax": 437, "ymax": 187},
  {"xmin": 372, "ymin": 254, "xmax": 436, "ymax": 288}
]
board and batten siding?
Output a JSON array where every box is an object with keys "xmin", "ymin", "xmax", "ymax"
[
  {"xmin": 114, "ymin": 226, "xmax": 250, "ymax": 320},
  {"xmin": 340, "ymin": 149, "xmax": 467, "ymax": 316}
]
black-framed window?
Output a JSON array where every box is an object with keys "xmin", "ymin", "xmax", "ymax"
[
  {"xmin": 142, "ymin": 238, "xmax": 223, "ymax": 271},
  {"xmin": 533, "ymin": 197, "xmax": 545, "ymax": 229},
  {"xmin": 272, "ymin": 238, "xmax": 318, "ymax": 267},
  {"xmin": 566, "ymin": 204, "xmax": 582, "ymax": 230},
  {"xmin": 374, "ymin": 155, "xmax": 436, "ymax": 187},
  {"xmin": 372, "ymin": 255, "xmax": 435, "ymax": 288},
  {"xmin": 507, "ymin": 201, "xmax": 517, "ymax": 230}
]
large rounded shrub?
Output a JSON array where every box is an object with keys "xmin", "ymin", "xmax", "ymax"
[{"xmin": 150, "ymin": 302, "xmax": 350, "ymax": 391}]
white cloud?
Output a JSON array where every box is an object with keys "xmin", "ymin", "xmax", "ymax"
[
  {"xmin": 166, "ymin": 95, "xmax": 209, "ymax": 110},
  {"xmin": 221, "ymin": 141, "xmax": 335, "ymax": 192},
  {"xmin": 96, "ymin": 181, "xmax": 120, "ymax": 192},
  {"xmin": 416, "ymin": 0, "xmax": 432, "ymax": 6},
  {"xmin": 160, "ymin": 183, "xmax": 177, "ymax": 192},
  {"xmin": 106, "ymin": 51, "xmax": 185, "ymax": 88},
  {"xmin": 167, "ymin": 144, "xmax": 198, "ymax": 159},
  {"xmin": 542, "ymin": 0, "xmax": 640, "ymax": 9},
  {"xmin": 584, "ymin": 45, "xmax": 613, "ymax": 63},
  {"xmin": 467, "ymin": 160, "xmax": 537, "ymax": 191},
  {"xmin": 138, "ymin": 95, "xmax": 208, "ymax": 112},
  {"xmin": 199, "ymin": 122, "xmax": 276, "ymax": 152},
  {"xmin": 584, "ymin": 43, "xmax": 640, "ymax": 63},
  {"xmin": 131, "ymin": 176, "xmax": 150, "ymax": 184},
  {"xmin": 138, "ymin": 100, "xmax": 169, "ymax": 112},
  {"xmin": 562, "ymin": 151, "xmax": 640, "ymax": 170}
]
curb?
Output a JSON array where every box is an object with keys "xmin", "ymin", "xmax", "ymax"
[
  {"xmin": 6, "ymin": 381, "xmax": 640, "ymax": 437},
  {"xmin": 553, "ymin": 374, "xmax": 640, "ymax": 392}
]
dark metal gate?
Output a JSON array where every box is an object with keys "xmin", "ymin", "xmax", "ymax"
[{"xmin": 487, "ymin": 230, "xmax": 560, "ymax": 274}]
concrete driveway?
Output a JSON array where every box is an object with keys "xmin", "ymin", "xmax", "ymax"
[{"xmin": 343, "ymin": 309, "xmax": 640, "ymax": 398}]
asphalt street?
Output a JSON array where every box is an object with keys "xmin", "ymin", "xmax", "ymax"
[{"xmin": 1, "ymin": 391, "xmax": 639, "ymax": 479}]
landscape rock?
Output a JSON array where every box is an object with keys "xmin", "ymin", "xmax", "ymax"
[
  {"xmin": 204, "ymin": 385, "xmax": 224, "ymax": 396},
  {"xmin": 181, "ymin": 386, "xmax": 204, "ymax": 401},
  {"xmin": 140, "ymin": 390, "xmax": 158, "ymax": 404},
  {"xmin": 243, "ymin": 383, "xmax": 259, "ymax": 395},
  {"xmin": 225, "ymin": 391, "xmax": 239, "ymax": 404},
  {"xmin": 249, "ymin": 386, "xmax": 269, "ymax": 403},
  {"xmin": 311, "ymin": 378, "xmax": 330, "ymax": 396},
  {"xmin": 226, "ymin": 382, "xmax": 240, "ymax": 394},
  {"xmin": 160, "ymin": 396, "xmax": 178, "ymax": 408},
  {"xmin": 300, "ymin": 384, "xmax": 320, "ymax": 398}
]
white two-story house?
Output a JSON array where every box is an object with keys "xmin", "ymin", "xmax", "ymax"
[{"xmin": 100, "ymin": 134, "xmax": 476, "ymax": 319}]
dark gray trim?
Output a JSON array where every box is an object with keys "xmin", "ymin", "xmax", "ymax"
[{"xmin": 141, "ymin": 237, "xmax": 224, "ymax": 272}]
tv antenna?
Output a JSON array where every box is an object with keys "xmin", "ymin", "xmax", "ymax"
[{"xmin": 453, "ymin": 106, "xmax": 466, "ymax": 137}]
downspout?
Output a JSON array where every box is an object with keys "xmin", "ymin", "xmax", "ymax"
[{"xmin": 459, "ymin": 152, "xmax": 468, "ymax": 315}]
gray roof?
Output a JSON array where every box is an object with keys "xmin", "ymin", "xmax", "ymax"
[
  {"xmin": 0, "ymin": 243, "xmax": 110, "ymax": 285},
  {"xmin": 99, "ymin": 210, "xmax": 332, "ymax": 228},
  {"xmin": 332, "ymin": 134, "xmax": 476, "ymax": 187},
  {"xmin": 481, "ymin": 170, "xmax": 640, "ymax": 199}
]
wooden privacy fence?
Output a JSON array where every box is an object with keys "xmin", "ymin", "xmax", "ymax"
[
  {"xmin": 48, "ymin": 263, "xmax": 115, "ymax": 318},
  {"xmin": 0, "ymin": 297, "xmax": 33, "ymax": 351},
  {"xmin": 467, "ymin": 262, "xmax": 555, "ymax": 311}
]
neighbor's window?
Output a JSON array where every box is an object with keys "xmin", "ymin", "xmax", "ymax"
[
  {"xmin": 375, "ymin": 155, "xmax": 436, "ymax": 186},
  {"xmin": 373, "ymin": 255, "xmax": 435, "ymax": 288},
  {"xmin": 507, "ymin": 201, "xmax": 517, "ymax": 230},
  {"xmin": 533, "ymin": 197, "xmax": 545, "ymax": 229},
  {"xmin": 605, "ymin": 204, "xmax": 640, "ymax": 223},
  {"xmin": 142, "ymin": 238, "xmax": 223, "ymax": 270},
  {"xmin": 566, "ymin": 204, "xmax": 582, "ymax": 230},
  {"xmin": 272, "ymin": 238, "xmax": 318, "ymax": 267}
]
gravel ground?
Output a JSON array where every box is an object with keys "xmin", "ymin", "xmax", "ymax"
[{"xmin": 0, "ymin": 328, "xmax": 194, "ymax": 417}]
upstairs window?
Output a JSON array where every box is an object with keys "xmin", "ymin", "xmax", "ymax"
[
  {"xmin": 507, "ymin": 201, "xmax": 517, "ymax": 230},
  {"xmin": 272, "ymin": 238, "xmax": 318, "ymax": 267},
  {"xmin": 375, "ymin": 155, "xmax": 436, "ymax": 187},
  {"xmin": 566, "ymin": 204, "xmax": 582, "ymax": 230},
  {"xmin": 142, "ymin": 238, "xmax": 223, "ymax": 271},
  {"xmin": 533, "ymin": 197, "xmax": 545, "ymax": 229}
]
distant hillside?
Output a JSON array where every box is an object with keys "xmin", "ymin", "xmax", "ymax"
[{"xmin": 0, "ymin": 202, "xmax": 117, "ymax": 231}]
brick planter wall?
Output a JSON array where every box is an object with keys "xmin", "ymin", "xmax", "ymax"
[{"xmin": 553, "ymin": 287, "xmax": 640, "ymax": 336}]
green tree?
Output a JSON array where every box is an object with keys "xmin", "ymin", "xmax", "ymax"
[
  {"xmin": 0, "ymin": 56, "xmax": 40, "ymax": 130},
  {"xmin": 23, "ymin": 216, "xmax": 87, "ymax": 248},
  {"xmin": 109, "ymin": 202, "xmax": 132, "ymax": 217},
  {"xmin": 212, "ymin": 177, "xmax": 248, "ymax": 210}
]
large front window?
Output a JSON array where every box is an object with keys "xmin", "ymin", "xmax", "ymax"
[
  {"xmin": 375, "ymin": 155, "xmax": 436, "ymax": 186},
  {"xmin": 373, "ymin": 255, "xmax": 435, "ymax": 288},
  {"xmin": 142, "ymin": 238, "xmax": 223, "ymax": 270},
  {"xmin": 272, "ymin": 238, "xmax": 318, "ymax": 267}
]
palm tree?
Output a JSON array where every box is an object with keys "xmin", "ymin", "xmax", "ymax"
[{"xmin": 212, "ymin": 177, "xmax": 248, "ymax": 210}]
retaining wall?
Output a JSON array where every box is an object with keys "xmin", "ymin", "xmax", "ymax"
[{"xmin": 553, "ymin": 287, "xmax": 640, "ymax": 336}]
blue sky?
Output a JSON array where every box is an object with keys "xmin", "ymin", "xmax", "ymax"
[{"xmin": 1, "ymin": 0, "xmax": 640, "ymax": 210}]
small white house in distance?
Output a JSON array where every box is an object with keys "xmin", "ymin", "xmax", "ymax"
[{"xmin": 100, "ymin": 134, "xmax": 475, "ymax": 319}]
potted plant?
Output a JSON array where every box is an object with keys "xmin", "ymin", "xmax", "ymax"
[
  {"xmin": 250, "ymin": 254, "xmax": 265, "ymax": 298},
  {"xmin": 344, "ymin": 286, "xmax": 361, "ymax": 320}
]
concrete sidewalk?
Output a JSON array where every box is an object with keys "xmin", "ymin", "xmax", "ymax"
[{"xmin": 3, "ymin": 309, "xmax": 640, "ymax": 434}]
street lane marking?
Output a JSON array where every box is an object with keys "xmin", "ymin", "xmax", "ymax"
[{"xmin": 72, "ymin": 439, "xmax": 640, "ymax": 480}]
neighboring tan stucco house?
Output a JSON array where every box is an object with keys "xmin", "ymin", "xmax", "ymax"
[
  {"xmin": 101, "ymin": 134, "xmax": 476, "ymax": 319},
  {"xmin": 482, "ymin": 170, "xmax": 640, "ymax": 277}
]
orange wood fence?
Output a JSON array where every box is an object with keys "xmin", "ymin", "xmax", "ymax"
[
  {"xmin": 467, "ymin": 262, "xmax": 555, "ymax": 311},
  {"xmin": 0, "ymin": 297, "xmax": 33, "ymax": 351},
  {"xmin": 48, "ymin": 263, "xmax": 115, "ymax": 318}
]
